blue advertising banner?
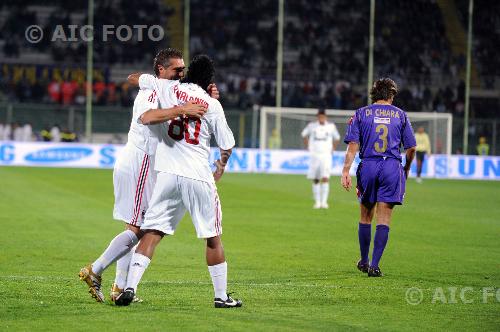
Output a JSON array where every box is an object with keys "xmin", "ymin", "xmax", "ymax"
[{"xmin": 1, "ymin": 142, "xmax": 499, "ymax": 180}]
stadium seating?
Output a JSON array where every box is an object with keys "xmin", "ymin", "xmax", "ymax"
[{"xmin": 0, "ymin": 0, "xmax": 497, "ymax": 117}]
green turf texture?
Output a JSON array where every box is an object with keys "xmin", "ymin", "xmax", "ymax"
[{"xmin": 0, "ymin": 166, "xmax": 498, "ymax": 331}]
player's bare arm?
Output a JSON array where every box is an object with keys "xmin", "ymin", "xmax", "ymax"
[
  {"xmin": 303, "ymin": 137, "xmax": 309, "ymax": 150},
  {"xmin": 341, "ymin": 142, "xmax": 359, "ymax": 191},
  {"xmin": 213, "ymin": 149, "xmax": 232, "ymax": 182},
  {"xmin": 403, "ymin": 146, "xmax": 417, "ymax": 179},
  {"xmin": 127, "ymin": 73, "xmax": 220, "ymax": 100},
  {"xmin": 333, "ymin": 139, "xmax": 340, "ymax": 151},
  {"xmin": 127, "ymin": 73, "xmax": 142, "ymax": 86},
  {"xmin": 139, "ymin": 102, "xmax": 207, "ymax": 125}
]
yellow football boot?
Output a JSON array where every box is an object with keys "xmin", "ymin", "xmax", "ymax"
[{"xmin": 79, "ymin": 264, "xmax": 104, "ymax": 302}]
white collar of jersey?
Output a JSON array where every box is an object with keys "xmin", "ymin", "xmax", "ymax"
[{"xmin": 181, "ymin": 82, "xmax": 209, "ymax": 96}]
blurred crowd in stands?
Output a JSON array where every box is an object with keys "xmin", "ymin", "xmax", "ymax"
[
  {"xmin": 0, "ymin": 0, "xmax": 498, "ymax": 118},
  {"xmin": 456, "ymin": 0, "xmax": 500, "ymax": 89},
  {"xmin": 0, "ymin": 122, "xmax": 77, "ymax": 142},
  {"xmin": 1, "ymin": 79, "xmax": 136, "ymax": 107},
  {"xmin": 1, "ymin": 0, "xmax": 171, "ymax": 64}
]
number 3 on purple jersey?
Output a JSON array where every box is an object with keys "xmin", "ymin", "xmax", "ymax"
[{"xmin": 374, "ymin": 124, "xmax": 388, "ymax": 153}]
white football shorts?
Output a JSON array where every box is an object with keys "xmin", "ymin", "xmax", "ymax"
[
  {"xmin": 113, "ymin": 144, "xmax": 156, "ymax": 226},
  {"xmin": 307, "ymin": 154, "xmax": 332, "ymax": 180},
  {"xmin": 141, "ymin": 172, "xmax": 222, "ymax": 238}
]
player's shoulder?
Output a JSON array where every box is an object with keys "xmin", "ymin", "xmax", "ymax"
[
  {"xmin": 135, "ymin": 88, "xmax": 154, "ymax": 102},
  {"xmin": 387, "ymin": 104, "xmax": 406, "ymax": 115},
  {"xmin": 208, "ymin": 95, "xmax": 223, "ymax": 110}
]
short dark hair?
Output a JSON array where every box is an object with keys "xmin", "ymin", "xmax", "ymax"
[
  {"xmin": 181, "ymin": 54, "xmax": 215, "ymax": 90},
  {"xmin": 317, "ymin": 108, "xmax": 326, "ymax": 115},
  {"xmin": 153, "ymin": 48, "xmax": 183, "ymax": 76},
  {"xmin": 370, "ymin": 78, "xmax": 398, "ymax": 103}
]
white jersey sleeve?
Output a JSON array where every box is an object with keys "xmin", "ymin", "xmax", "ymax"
[
  {"xmin": 331, "ymin": 123, "xmax": 340, "ymax": 141},
  {"xmin": 138, "ymin": 74, "xmax": 157, "ymax": 91},
  {"xmin": 132, "ymin": 89, "xmax": 157, "ymax": 123},
  {"xmin": 301, "ymin": 123, "xmax": 311, "ymax": 138},
  {"xmin": 205, "ymin": 100, "xmax": 235, "ymax": 150},
  {"xmin": 139, "ymin": 74, "xmax": 179, "ymax": 109},
  {"xmin": 127, "ymin": 89, "xmax": 160, "ymax": 155}
]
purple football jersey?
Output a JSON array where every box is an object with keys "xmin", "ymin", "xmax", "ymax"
[{"xmin": 344, "ymin": 104, "xmax": 416, "ymax": 161}]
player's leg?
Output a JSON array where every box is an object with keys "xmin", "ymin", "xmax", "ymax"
[
  {"xmin": 111, "ymin": 224, "xmax": 143, "ymax": 302},
  {"xmin": 355, "ymin": 160, "xmax": 378, "ymax": 273},
  {"xmin": 116, "ymin": 172, "xmax": 185, "ymax": 306},
  {"xmin": 368, "ymin": 202, "xmax": 394, "ymax": 277},
  {"xmin": 312, "ymin": 179, "xmax": 321, "ymax": 208},
  {"xmin": 319, "ymin": 154, "xmax": 331, "ymax": 208},
  {"xmin": 79, "ymin": 148, "xmax": 149, "ymax": 302},
  {"xmin": 181, "ymin": 178, "xmax": 241, "ymax": 308},
  {"xmin": 308, "ymin": 156, "xmax": 321, "ymax": 208},
  {"xmin": 80, "ymin": 224, "xmax": 141, "ymax": 302},
  {"xmin": 112, "ymin": 163, "xmax": 157, "ymax": 302},
  {"xmin": 357, "ymin": 202, "xmax": 376, "ymax": 272},
  {"xmin": 368, "ymin": 158, "xmax": 405, "ymax": 277},
  {"xmin": 206, "ymin": 236, "xmax": 230, "ymax": 303},
  {"xmin": 416, "ymin": 152, "xmax": 424, "ymax": 183}
]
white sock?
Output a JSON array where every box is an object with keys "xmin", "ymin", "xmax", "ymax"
[
  {"xmin": 208, "ymin": 262, "xmax": 228, "ymax": 301},
  {"xmin": 313, "ymin": 183, "xmax": 321, "ymax": 204},
  {"xmin": 320, "ymin": 182, "xmax": 329, "ymax": 205},
  {"xmin": 115, "ymin": 245, "xmax": 136, "ymax": 289},
  {"xmin": 92, "ymin": 230, "xmax": 138, "ymax": 275},
  {"xmin": 125, "ymin": 253, "xmax": 151, "ymax": 291}
]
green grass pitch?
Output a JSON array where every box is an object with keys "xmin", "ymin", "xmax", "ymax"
[{"xmin": 0, "ymin": 166, "xmax": 499, "ymax": 331}]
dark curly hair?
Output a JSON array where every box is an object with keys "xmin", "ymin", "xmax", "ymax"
[
  {"xmin": 153, "ymin": 48, "xmax": 183, "ymax": 76},
  {"xmin": 181, "ymin": 54, "xmax": 215, "ymax": 91},
  {"xmin": 370, "ymin": 78, "xmax": 398, "ymax": 103}
]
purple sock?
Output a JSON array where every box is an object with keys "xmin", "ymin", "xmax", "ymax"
[
  {"xmin": 358, "ymin": 223, "xmax": 371, "ymax": 264},
  {"xmin": 371, "ymin": 225, "xmax": 390, "ymax": 268}
]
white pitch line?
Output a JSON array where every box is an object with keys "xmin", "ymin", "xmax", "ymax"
[{"xmin": 0, "ymin": 275, "xmax": 443, "ymax": 291}]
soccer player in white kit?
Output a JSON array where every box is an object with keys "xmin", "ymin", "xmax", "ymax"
[
  {"xmin": 79, "ymin": 49, "xmax": 211, "ymax": 303},
  {"xmin": 115, "ymin": 55, "xmax": 242, "ymax": 308},
  {"xmin": 301, "ymin": 109, "xmax": 340, "ymax": 209}
]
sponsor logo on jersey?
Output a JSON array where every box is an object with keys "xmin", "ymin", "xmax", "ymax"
[
  {"xmin": 24, "ymin": 147, "xmax": 93, "ymax": 163},
  {"xmin": 281, "ymin": 155, "xmax": 309, "ymax": 170},
  {"xmin": 374, "ymin": 117, "xmax": 391, "ymax": 124}
]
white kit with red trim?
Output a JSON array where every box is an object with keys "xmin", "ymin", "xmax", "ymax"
[
  {"xmin": 138, "ymin": 75, "xmax": 235, "ymax": 184},
  {"xmin": 137, "ymin": 74, "xmax": 235, "ymax": 238},
  {"xmin": 112, "ymin": 88, "xmax": 159, "ymax": 226}
]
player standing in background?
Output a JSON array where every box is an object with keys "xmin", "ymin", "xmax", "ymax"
[
  {"xmin": 415, "ymin": 126, "xmax": 431, "ymax": 183},
  {"xmin": 79, "ymin": 48, "xmax": 213, "ymax": 303},
  {"xmin": 115, "ymin": 55, "xmax": 242, "ymax": 308},
  {"xmin": 341, "ymin": 78, "xmax": 416, "ymax": 277},
  {"xmin": 301, "ymin": 109, "xmax": 340, "ymax": 209}
]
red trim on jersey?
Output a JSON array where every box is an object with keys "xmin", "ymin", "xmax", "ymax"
[
  {"xmin": 214, "ymin": 190, "xmax": 218, "ymax": 235},
  {"xmin": 148, "ymin": 90, "xmax": 157, "ymax": 103},
  {"xmin": 131, "ymin": 154, "xmax": 149, "ymax": 225},
  {"xmin": 214, "ymin": 188, "xmax": 221, "ymax": 235}
]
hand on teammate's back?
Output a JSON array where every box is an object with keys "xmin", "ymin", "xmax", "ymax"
[
  {"xmin": 207, "ymin": 83, "xmax": 220, "ymax": 100},
  {"xmin": 182, "ymin": 102, "xmax": 207, "ymax": 118}
]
